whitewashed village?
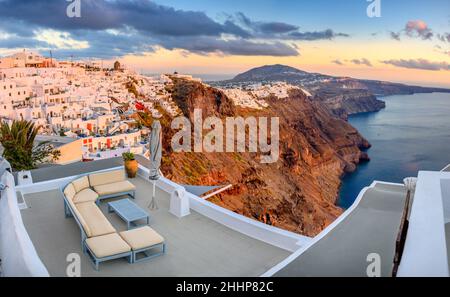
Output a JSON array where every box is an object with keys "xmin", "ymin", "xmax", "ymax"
[
  {"xmin": 0, "ymin": 50, "xmax": 302, "ymax": 167},
  {"xmin": 0, "ymin": 50, "xmax": 184, "ymax": 165}
]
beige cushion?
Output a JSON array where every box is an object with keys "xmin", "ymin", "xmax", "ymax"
[
  {"xmin": 119, "ymin": 226, "xmax": 164, "ymax": 250},
  {"xmin": 89, "ymin": 170, "xmax": 125, "ymax": 187},
  {"xmin": 64, "ymin": 183, "xmax": 76, "ymax": 201},
  {"xmin": 93, "ymin": 181, "xmax": 136, "ymax": 197},
  {"xmin": 73, "ymin": 188, "xmax": 98, "ymax": 204},
  {"xmin": 67, "ymin": 198, "xmax": 92, "ymax": 237},
  {"xmin": 76, "ymin": 202, "xmax": 116, "ymax": 238},
  {"xmin": 72, "ymin": 176, "xmax": 90, "ymax": 193},
  {"xmin": 85, "ymin": 233, "xmax": 131, "ymax": 258}
]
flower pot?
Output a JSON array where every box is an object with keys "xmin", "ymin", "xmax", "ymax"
[{"xmin": 124, "ymin": 159, "xmax": 138, "ymax": 178}]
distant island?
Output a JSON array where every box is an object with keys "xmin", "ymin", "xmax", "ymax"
[{"xmin": 210, "ymin": 64, "xmax": 450, "ymax": 119}]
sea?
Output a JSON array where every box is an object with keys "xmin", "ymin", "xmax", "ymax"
[{"xmin": 338, "ymin": 92, "xmax": 450, "ymax": 208}]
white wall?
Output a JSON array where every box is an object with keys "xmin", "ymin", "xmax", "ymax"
[
  {"xmin": 442, "ymin": 179, "xmax": 450, "ymax": 224},
  {"xmin": 137, "ymin": 164, "xmax": 310, "ymax": 252},
  {"xmin": 0, "ymin": 172, "xmax": 49, "ymax": 277},
  {"xmin": 397, "ymin": 171, "xmax": 450, "ymax": 277}
]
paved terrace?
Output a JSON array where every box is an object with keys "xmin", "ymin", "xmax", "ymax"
[{"xmin": 20, "ymin": 176, "xmax": 289, "ymax": 277}]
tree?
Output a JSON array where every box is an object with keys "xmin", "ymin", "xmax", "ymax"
[
  {"xmin": 0, "ymin": 120, "xmax": 60, "ymax": 171},
  {"xmin": 114, "ymin": 61, "xmax": 121, "ymax": 71}
]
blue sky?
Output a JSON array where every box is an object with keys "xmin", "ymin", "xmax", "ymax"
[
  {"xmin": 162, "ymin": 0, "xmax": 450, "ymax": 34},
  {"xmin": 0, "ymin": 0, "xmax": 449, "ymax": 86}
]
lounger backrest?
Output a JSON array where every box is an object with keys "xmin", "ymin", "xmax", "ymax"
[
  {"xmin": 63, "ymin": 183, "xmax": 76, "ymax": 201},
  {"xmin": 89, "ymin": 170, "xmax": 125, "ymax": 187},
  {"xmin": 66, "ymin": 196, "xmax": 93, "ymax": 238},
  {"xmin": 72, "ymin": 176, "xmax": 90, "ymax": 193}
]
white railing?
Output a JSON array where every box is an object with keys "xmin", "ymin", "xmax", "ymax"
[
  {"xmin": 0, "ymin": 172, "xmax": 49, "ymax": 277},
  {"xmin": 441, "ymin": 164, "xmax": 450, "ymax": 172},
  {"xmin": 137, "ymin": 164, "xmax": 310, "ymax": 252}
]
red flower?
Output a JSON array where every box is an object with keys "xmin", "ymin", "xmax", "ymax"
[{"xmin": 135, "ymin": 101, "xmax": 145, "ymax": 111}]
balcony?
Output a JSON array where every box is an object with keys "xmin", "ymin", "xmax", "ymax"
[{"xmin": 12, "ymin": 157, "xmax": 300, "ymax": 276}]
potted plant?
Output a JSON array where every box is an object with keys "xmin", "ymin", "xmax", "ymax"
[{"xmin": 122, "ymin": 152, "xmax": 138, "ymax": 178}]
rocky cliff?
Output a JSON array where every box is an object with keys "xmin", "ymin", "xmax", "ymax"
[
  {"xmin": 158, "ymin": 77, "xmax": 370, "ymax": 236},
  {"xmin": 315, "ymin": 89, "xmax": 386, "ymax": 119},
  {"xmin": 211, "ymin": 64, "xmax": 450, "ymax": 119}
]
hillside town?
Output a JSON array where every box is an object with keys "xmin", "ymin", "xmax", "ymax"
[
  {"xmin": 0, "ymin": 50, "xmax": 185, "ymax": 165},
  {"xmin": 0, "ymin": 50, "xmax": 309, "ymax": 167},
  {"xmin": 220, "ymin": 82, "xmax": 310, "ymax": 110}
]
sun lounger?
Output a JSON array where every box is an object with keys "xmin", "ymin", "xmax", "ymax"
[
  {"xmin": 89, "ymin": 170, "xmax": 136, "ymax": 201},
  {"xmin": 62, "ymin": 171, "xmax": 164, "ymax": 270},
  {"xmin": 119, "ymin": 226, "xmax": 165, "ymax": 263}
]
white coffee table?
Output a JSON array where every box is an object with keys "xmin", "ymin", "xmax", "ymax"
[{"xmin": 108, "ymin": 199, "xmax": 150, "ymax": 230}]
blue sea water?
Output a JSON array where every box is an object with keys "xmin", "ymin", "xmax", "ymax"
[{"xmin": 338, "ymin": 92, "xmax": 450, "ymax": 209}]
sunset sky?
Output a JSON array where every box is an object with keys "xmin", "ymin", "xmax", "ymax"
[{"xmin": 0, "ymin": 0, "xmax": 449, "ymax": 87}]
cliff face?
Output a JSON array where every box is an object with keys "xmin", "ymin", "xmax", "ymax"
[
  {"xmin": 211, "ymin": 64, "xmax": 450, "ymax": 119},
  {"xmin": 316, "ymin": 89, "xmax": 386, "ymax": 119},
  {"xmin": 160, "ymin": 78, "xmax": 370, "ymax": 237}
]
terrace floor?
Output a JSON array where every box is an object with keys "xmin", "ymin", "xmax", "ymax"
[{"xmin": 20, "ymin": 177, "xmax": 289, "ymax": 277}]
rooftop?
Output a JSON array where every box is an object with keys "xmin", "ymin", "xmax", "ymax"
[
  {"xmin": 20, "ymin": 176, "xmax": 289, "ymax": 276},
  {"xmin": 2, "ymin": 157, "xmax": 449, "ymax": 277},
  {"xmin": 21, "ymin": 156, "xmax": 127, "ymax": 184},
  {"xmin": 272, "ymin": 183, "xmax": 407, "ymax": 277}
]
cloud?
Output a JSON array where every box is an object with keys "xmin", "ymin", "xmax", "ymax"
[
  {"xmin": 159, "ymin": 37, "xmax": 300, "ymax": 56},
  {"xmin": 287, "ymin": 29, "xmax": 349, "ymax": 41},
  {"xmin": 233, "ymin": 12, "xmax": 298, "ymax": 34},
  {"xmin": 34, "ymin": 29, "xmax": 89, "ymax": 50},
  {"xmin": 258, "ymin": 22, "xmax": 299, "ymax": 34},
  {"xmin": 0, "ymin": 0, "xmax": 249, "ymax": 37},
  {"xmin": 390, "ymin": 20, "xmax": 439, "ymax": 41},
  {"xmin": 0, "ymin": 35, "xmax": 50, "ymax": 51},
  {"xmin": 404, "ymin": 20, "xmax": 434, "ymax": 40},
  {"xmin": 0, "ymin": 27, "xmax": 157, "ymax": 59},
  {"xmin": 390, "ymin": 31, "xmax": 401, "ymax": 41},
  {"xmin": 382, "ymin": 59, "xmax": 450, "ymax": 71},
  {"xmin": 433, "ymin": 44, "xmax": 450, "ymax": 57},
  {"xmin": 437, "ymin": 33, "xmax": 450, "ymax": 43},
  {"xmin": 0, "ymin": 0, "xmax": 346, "ymax": 58},
  {"xmin": 331, "ymin": 59, "xmax": 344, "ymax": 65},
  {"xmin": 350, "ymin": 58, "xmax": 373, "ymax": 67},
  {"xmin": 232, "ymin": 12, "xmax": 349, "ymax": 41}
]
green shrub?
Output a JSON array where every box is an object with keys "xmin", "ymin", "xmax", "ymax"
[
  {"xmin": 0, "ymin": 120, "xmax": 60, "ymax": 171},
  {"xmin": 122, "ymin": 152, "xmax": 135, "ymax": 161}
]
